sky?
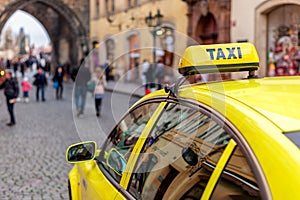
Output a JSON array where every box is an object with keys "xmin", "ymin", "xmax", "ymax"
[{"xmin": 1, "ymin": 10, "xmax": 50, "ymax": 48}]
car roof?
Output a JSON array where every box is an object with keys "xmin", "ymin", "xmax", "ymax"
[{"xmin": 185, "ymin": 76, "xmax": 300, "ymax": 133}]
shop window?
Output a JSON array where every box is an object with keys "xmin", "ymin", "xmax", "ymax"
[
  {"xmin": 210, "ymin": 146, "xmax": 262, "ymax": 199},
  {"xmin": 269, "ymin": 25, "xmax": 300, "ymax": 76},
  {"xmin": 267, "ymin": 5, "xmax": 300, "ymax": 76},
  {"xmin": 127, "ymin": 102, "xmax": 232, "ymax": 199},
  {"xmin": 97, "ymin": 102, "xmax": 159, "ymax": 183}
]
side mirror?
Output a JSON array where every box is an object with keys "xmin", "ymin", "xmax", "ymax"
[
  {"xmin": 66, "ymin": 141, "xmax": 96, "ymax": 164},
  {"xmin": 106, "ymin": 148, "xmax": 127, "ymax": 176}
]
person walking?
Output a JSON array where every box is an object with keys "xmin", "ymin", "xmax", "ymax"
[
  {"xmin": 33, "ymin": 67, "xmax": 47, "ymax": 102},
  {"xmin": 93, "ymin": 69, "xmax": 106, "ymax": 117},
  {"xmin": 21, "ymin": 76, "xmax": 32, "ymax": 103},
  {"xmin": 147, "ymin": 63, "xmax": 156, "ymax": 92},
  {"xmin": 71, "ymin": 58, "xmax": 91, "ymax": 116},
  {"xmin": 13, "ymin": 60, "xmax": 19, "ymax": 77},
  {"xmin": 52, "ymin": 65, "xmax": 65, "ymax": 100},
  {"xmin": 20, "ymin": 62, "xmax": 25, "ymax": 78},
  {"xmin": 155, "ymin": 60, "xmax": 165, "ymax": 90},
  {"xmin": 0, "ymin": 70, "xmax": 19, "ymax": 126},
  {"xmin": 102, "ymin": 60, "xmax": 110, "ymax": 82},
  {"xmin": 141, "ymin": 59, "xmax": 150, "ymax": 93}
]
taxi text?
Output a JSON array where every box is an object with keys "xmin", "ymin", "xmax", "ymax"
[{"xmin": 206, "ymin": 47, "xmax": 242, "ymax": 60}]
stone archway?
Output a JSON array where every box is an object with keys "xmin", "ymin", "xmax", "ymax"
[
  {"xmin": 196, "ymin": 12, "xmax": 218, "ymax": 45},
  {"xmin": 0, "ymin": 0, "xmax": 89, "ymax": 70},
  {"xmin": 255, "ymin": 0, "xmax": 300, "ymax": 76}
]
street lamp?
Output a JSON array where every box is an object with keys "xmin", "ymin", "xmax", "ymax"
[{"xmin": 145, "ymin": 9, "xmax": 164, "ymax": 70}]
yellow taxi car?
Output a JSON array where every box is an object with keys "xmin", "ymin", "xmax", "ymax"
[{"xmin": 66, "ymin": 43, "xmax": 300, "ymax": 200}]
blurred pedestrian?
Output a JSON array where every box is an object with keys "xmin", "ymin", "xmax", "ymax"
[
  {"xmin": 33, "ymin": 67, "xmax": 47, "ymax": 102},
  {"xmin": 135, "ymin": 59, "xmax": 139, "ymax": 80},
  {"xmin": 141, "ymin": 59, "xmax": 150, "ymax": 91},
  {"xmin": 156, "ymin": 60, "xmax": 165, "ymax": 90},
  {"xmin": 52, "ymin": 65, "xmax": 65, "ymax": 100},
  {"xmin": 5, "ymin": 59, "xmax": 11, "ymax": 70},
  {"xmin": 20, "ymin": 62, "xmax": 25, "ymax": 78},
  {"xmin": 102, "ymin": 60, "xmax": 110, "ymax": 82},
  {"xmin": 147, "ymin": 63, "xmax": 156, "ymax": 92},
  {"xmin": 72, "ymin": 58, "xmax": 91, "ymax": 116},
  {"xmin": 21, "ymin": 76, "xmax": 32, "ymax": 103},
  {"xmin": 93, "ymin": 69, "xmax": 106, "ymax": 117},
  {"xmin": 0, "ymin": 70, "xmax": 19, "ymax": 126},
  {"xmin": 63, "ymin": 62, "xmax": 71, "ymax": 81},
  {"xmin": 13, "ymin": 60, "xmax": 18, "ymax": 77}
]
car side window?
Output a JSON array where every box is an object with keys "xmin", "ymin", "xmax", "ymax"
[
  {"xmin": 127, "ymin": 103, "xmax": 262, "ymax": 199},
  {"xmin": 210, "ymin": 146, "xmax": 261, "ymax": 199},
  {"xmin": 127, "ymin": 102, "xmax": 231, "ymax": 199},
  {"xmin": 97, "ymin": 102, "xmax": 159, "ymax": 183}
]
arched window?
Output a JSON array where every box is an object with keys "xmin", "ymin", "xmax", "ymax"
[{"xmin": 196, "ymin": 0, "xmax": 218, "ymax": 44}]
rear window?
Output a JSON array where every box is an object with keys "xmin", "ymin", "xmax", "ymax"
[{"xmin": 285, "ymin": 131, "xmax": 300, "ymax": 148}]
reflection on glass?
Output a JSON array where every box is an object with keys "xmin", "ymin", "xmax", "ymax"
[
  {"xmin": 128, "ymin": 102, "xmax": 231, "ymax": 199},
  {"xmin": 107, "ymin": 148, "xmax": 127, "ymax": 175},
  {"xmin": 67, "ymin": 142, "xmax": 95, "ymax": 162},
  {"xmin": 98, "ymin": 102, "xmax": 159, "ymax": 183},
  {"xmin": 210, "ymin": 146, "xmax": 261, "ymax": 199}
]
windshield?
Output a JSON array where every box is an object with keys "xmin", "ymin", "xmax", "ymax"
[{"xmin": 285, "ymin": 131, "xmax": 300, "ymax": 148}]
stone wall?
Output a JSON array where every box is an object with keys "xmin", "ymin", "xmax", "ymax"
[{"xmin": 0, "ymin": 0, "xmax": 90, "ymax": 69}]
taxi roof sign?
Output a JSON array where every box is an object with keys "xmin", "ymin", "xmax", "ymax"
[{"xmin": 178, "ymin": 43, "xmax": 260, "ymax": 76}]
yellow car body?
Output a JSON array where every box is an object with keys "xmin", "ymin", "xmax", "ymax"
[{"xmin": 66, "ymin": 43, "xmax": 300, "ymax": 200}]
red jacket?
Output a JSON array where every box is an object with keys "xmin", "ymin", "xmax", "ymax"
[{"xmin": 21, "ymin": 81, "xmax": 32, "ymax": 92}]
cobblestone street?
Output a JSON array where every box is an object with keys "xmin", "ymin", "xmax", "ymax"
[{"xmin": 0, "ymin": 73, "xmax": 139, "ymax": 199}]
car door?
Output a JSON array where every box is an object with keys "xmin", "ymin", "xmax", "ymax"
[{"xmin": 85, "ymin": 101, "xmax": 162, "ymax": 199}]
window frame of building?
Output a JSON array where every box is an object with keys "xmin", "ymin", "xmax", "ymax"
[
  {"xmin": 105, "ymin": 0, "xmax": 115, "ymax": 14},
  {"xmin": 95, "ymin": 0, "xmax": 100, "ymax": 18}
]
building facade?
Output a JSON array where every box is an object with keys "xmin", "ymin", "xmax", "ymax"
[
  {"xmin": 186, "ymin": 0, "xmax": 231, "ymax": 45},
  {"xmin": 90, "ymin": 0, "xmax": 187, "ymax": 81},
  {"xmin": 231, "ymin": 0, "xmax": 300, "ymax": 77},
  {"xmin": 0, "ymin": 0, "xmax": 90, "ymax": 69},
  {"xmin": 89, "ymin": 0, "xmax": 231, "ymax": 82}
]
